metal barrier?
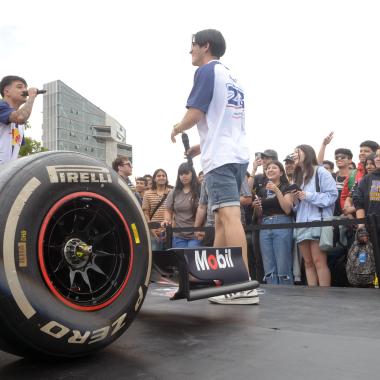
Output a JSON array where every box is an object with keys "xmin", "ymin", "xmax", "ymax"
[{"xmin": 149, "ymin": 214, "xmax": 380, "ymax": 285}]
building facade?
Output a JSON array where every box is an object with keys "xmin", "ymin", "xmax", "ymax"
[{"xmin": 42, "ymin": 80, "xmax": 132, "ymax": 165}]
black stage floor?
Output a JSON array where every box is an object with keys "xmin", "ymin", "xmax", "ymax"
[{"xmin": 1, "ymin": 284, "xmax": 380, "ymax": 380}]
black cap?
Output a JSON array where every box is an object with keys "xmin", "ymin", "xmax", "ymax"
[
  {"xmin": 283, "ymin": 154, "xmax": 294, "ymax": 162},
  {"xmin": 260, "ymin": 149, "xmax": 278, "ymax": 160}
]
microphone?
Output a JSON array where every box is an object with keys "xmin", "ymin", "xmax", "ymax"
[
  {"xmin": 22, "ymin": 89, "xmax": 46, "ymax": 97},
  {"xmin": 181, "ymin": 132, "xmax": 193, "ymax": 167}
]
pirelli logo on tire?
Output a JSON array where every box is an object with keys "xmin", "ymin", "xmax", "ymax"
[{"xmin": 46, "ymin": 165, "xmax": 112, "ymax": 184}]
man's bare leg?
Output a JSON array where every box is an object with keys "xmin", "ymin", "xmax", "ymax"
[
  {"xmin": 213, "ymin": 211, "xmax": 226, "ymax": 247},
  {"xmin": 214, "ymin": 206, "xmax": 248, "ymax": 271}
]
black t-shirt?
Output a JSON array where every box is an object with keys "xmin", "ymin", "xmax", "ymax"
[{"xmin": 257, "ymin": 183, "xmax": 291, "ymax": 217}]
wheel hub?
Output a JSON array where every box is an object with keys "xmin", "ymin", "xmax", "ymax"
[{"xmin": 64, "ymin": 238, "xmax": 92, "ymax": 269}]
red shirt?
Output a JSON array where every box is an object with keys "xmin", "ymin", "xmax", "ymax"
[{"xmin": 340, "ymin": 162, "xmax": 365, "ymax": 209}]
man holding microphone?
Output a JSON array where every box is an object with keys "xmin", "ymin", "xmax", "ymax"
[
  {"xmin": 171, "ymin": 29, "xmax": 259, "ymax": 305},
  {"xmin": 0, "ymin": 75, "xmax": 39, "ymax": 164}
]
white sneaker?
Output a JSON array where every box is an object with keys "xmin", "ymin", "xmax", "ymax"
[{"xmin": 208, "ymin": 289, "xmax": 260, "ymax": 305}]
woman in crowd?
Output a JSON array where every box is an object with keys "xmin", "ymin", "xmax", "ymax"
[
  {"xmin": 353, "ymin": 148, "xmax": 380, "ymax": 234},
  {"xmin": 364, "ymin": 153, "xmax": 378, "ymax": 174},
  {"xmin": 253, "ymin": 161, "xmax": 294, "ymax": 285},
  {"xmin": 292, "ymin": 145, "xmax": 338, "ymax": 287},
  {"xmin": 142, "ymin": 168, "xmax": 171, "ymax": 250},
  {"xmin": 163, "ymin": 162, "xmax": 201, "ymax": 248}
]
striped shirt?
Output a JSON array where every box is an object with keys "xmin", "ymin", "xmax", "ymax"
[{"xmin": 142, "ymin": 189, "xmax": 170, "ymax": 222}]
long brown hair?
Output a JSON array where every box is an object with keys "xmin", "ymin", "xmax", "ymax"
[
  {"xmin": 151, "ymin": 168, "xmax": 169, "ymax": 190},
  {"xmin": 293, "ymin": 145, "xmax": 318, "ymax": 187}
]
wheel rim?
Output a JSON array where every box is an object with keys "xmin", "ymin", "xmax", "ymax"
[{"xmin": 38, "ymin": 192, "xmax": 134, "ymax": 311}]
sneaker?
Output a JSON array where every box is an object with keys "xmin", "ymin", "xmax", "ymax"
[{"xmin": 208, "ymin": 289, "xmax": 260, "ymax": 305}]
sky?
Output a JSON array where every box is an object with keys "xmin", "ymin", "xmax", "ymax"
[{"xmin": 1, "ymin": 0, "xmax": 379, "ymax": 183}]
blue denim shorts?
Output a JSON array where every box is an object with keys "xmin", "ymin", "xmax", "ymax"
[
  {"xmin": 205, "ymin": 163, "xmax": 248, "ymax": 212},
  {"xmin": 294, "ymin": 226, "xmax": 321, "ymax": 244}
]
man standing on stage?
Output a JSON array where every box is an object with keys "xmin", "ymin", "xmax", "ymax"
[
  {"xmin": 0, "ymin": 76, "xmax": 38, "ymax": 164},
  {"xmin": 171, "ymin": 29, "xmax": 258, "ymax": 305}
]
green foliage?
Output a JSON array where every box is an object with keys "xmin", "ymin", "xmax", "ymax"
[{"xmin": 19, "ymin": 137, "xmax": 48, "ymax": 157}]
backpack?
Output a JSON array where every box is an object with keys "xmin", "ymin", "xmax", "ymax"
[{"xmin": 346, "ymin": 231, "xmax": 376, "ymax": 287}]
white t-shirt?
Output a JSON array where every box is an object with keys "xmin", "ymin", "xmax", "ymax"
[
  {"xmin": 186, "ymin": 60, "xmax": 250, "ymax": 174},
  {"xmin": 0, "ymin": 100, "xmax": 25, "ymax": 164}
]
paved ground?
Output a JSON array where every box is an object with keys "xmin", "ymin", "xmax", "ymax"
[{"xmin": 1, "ymin": 284, "xmax": 380, "ymax": 380}]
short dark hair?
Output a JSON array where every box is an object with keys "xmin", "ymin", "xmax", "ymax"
[
  {"xmin": 334, "ymin": 148, "xmax": 353, "ymax": 159},
  {"xmin": 193, "ymin": 29, "xmax": 226, "ymax": 58},
  {"xmin": 0, "ymin": 75, "xmax": 27, "ymax": 97},
  {"xmin": 136, "ymin": 177, "xmax": 148, "ymax": 185},
  {"xmin": 349, "ymin": 161, "xmax": 356, "ymax": 169},
  {"xmin": 112, "ymin": 156, "xmax": 130, "ymax": 172},
  {"xmin": 360, "ymin": 140, "xmax": 379, "ymax": 152},
  {"xmin": 323, "ymin": 160, "xmax": 335, "ymax": 170}
]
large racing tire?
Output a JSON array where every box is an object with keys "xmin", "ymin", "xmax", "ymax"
[{"xmin": 0, "ymin": 151, "xmax": 151, "ymax": 358}]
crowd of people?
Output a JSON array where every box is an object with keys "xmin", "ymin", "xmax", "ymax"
[{"xmin": 114, "ymin": 134, "xmax": 380, "ymax": 289}]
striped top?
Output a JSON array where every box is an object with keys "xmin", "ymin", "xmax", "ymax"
[{"xmin": 142, "ymin": 188, "xmax": 170, "ymax": 222}]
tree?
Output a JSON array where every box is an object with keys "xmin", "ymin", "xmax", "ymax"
[{"xmin": 19, "ymin": 137, "xmax": 48, "ymax": 157}]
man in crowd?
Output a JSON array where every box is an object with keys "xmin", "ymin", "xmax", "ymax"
[
  {"xmin": 171, "ymin": 29, "xmax": 258, "ymax": 304},
  {"xmin": 0, "ymin": 75, "xmax": 39, "ymax": 164},
  {"xmin": 135, "ymin": 176, "xmax": 148, "ymax": 206},
  {"xmin": 341, "ymin": 140, "xmax": 379, "ymax": 211},
  {"xmin": 332, "ymin": 148, "xmax": 353, "ymax": 215},
  {"xmin": 283, "ymin": 154, "xmax": 295, "ymax": 183},
  {"xmin": 143, "ymin": 174, "xmax": 153, "ymax": 190},
  {"xmin": 323, "ymin": 160, "xmax": 335, "ymax": 175},
  {"xmin": 112, "ymin": 156, "xmax": 135, "ymax": 190},
  {"xmin": 318, "ymin": 132, "xmax": 356, "ymax": 215}
]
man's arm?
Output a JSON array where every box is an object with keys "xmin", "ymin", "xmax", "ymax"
[
  {"xmin": 8, "ymin": 88, "xmax": 38, "ymax": 124},
  {"xmin": 340, "ymin": 176, "xmax": 350, "ymax": 210},
  {"xmin": 171, "ymin": 108, "xmax": 204, "ymax": 143},
  {"xmin": 194, "ymin": 203, "xmax": 207, "ymax": 240},
  {"xmin": 317, "ymin": 131, "xmax": 334, "ymax": 164},
  {"xmin": 355, "ymin": 208, "xmax": 366, "ymax": 229},
  {"xmin": 194, "ymin": 204, "xmax": 207, "ymax": 228}
]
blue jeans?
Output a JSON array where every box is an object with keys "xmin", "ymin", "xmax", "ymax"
[
  {"xmin": 259, "ymin": 215, "xmax": 294, "ymax": 285},
  {"xmin": 172, "ymin": 236, "xmax": 202, "ymax": 249}
]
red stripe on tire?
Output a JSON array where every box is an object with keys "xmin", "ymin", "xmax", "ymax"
[{"xmin": 38, "ymin": 192, "xmax": 134, "ymax": 311}]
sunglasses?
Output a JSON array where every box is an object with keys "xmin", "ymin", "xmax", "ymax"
[{"xmin": 335, "ymin": 155, "xmax": 348, "ymax": 160}]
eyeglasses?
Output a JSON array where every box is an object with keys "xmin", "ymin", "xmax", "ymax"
[
  {"xmin": 122, "ymin": 162, "xmax": 132, "ymax": 167},
  {"xmin": 335, "ymin": 155, "xmax": 348, "ymax": 160}
]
